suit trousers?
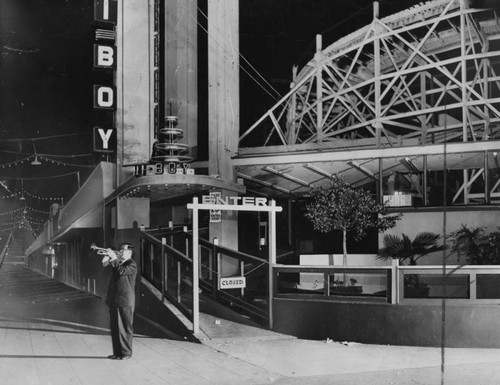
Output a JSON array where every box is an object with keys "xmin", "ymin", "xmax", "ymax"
[{"xmin": 109, "ymin": 305, "xmax": 134, "ymax": 357}]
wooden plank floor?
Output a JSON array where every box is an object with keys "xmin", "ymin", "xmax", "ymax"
[{"xmin": 0, "ymin": 264, "xmax": 276, "ymax": 385}]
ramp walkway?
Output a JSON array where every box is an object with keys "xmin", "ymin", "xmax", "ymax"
[{"xmin": 2, "ymin": 262, "xmax": 500, "ymax": 385}]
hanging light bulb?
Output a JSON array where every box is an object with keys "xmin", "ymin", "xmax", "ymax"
[
  {"xmin": 31, "ymin": 141, "xmax": 42, "ymax": 166},
  {"xmin": 19, "ymin": 179, "xmax": 26, "ymax": 200},
  {"xmin": 31, "ymin": 156, "xmax": 42, "ymax": 166}
]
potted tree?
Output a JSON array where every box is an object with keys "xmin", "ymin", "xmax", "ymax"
[{"xmin": 304, "ymin": 177, "xmax": 401, "ymax": 266}]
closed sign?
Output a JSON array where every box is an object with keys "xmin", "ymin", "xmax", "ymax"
[{"xmin": 220, "ymin": 277, "xmax": 246, "ymax": 289}]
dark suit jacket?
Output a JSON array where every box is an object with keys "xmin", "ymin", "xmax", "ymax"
[{"xmin": 106, "ymin": 258, "xmax": 137, "ymax": 308}]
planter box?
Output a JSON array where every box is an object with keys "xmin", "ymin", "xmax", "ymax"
[{"xmin": 331, "ymin": 285, "xmax": 363, "ymax": 295}]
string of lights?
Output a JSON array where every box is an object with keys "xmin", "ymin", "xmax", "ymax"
[
  {"xmin": 24, "ymin": 216, "xmax": 46, "ymax": 224},
  {"xmin": 26, "ymin": 207, "xmax": 50, "ymax": 215},
  {"xmin": 0, "ymin": 171, "xmax": 79, "ymax": 181},
  {"xmin": 0, "ymin": 190, "xmax": 62, "ymax": 201},
  {"xmin": 0, "ymin": 207, "xmax": 24, "ymax": 216},
  {"xmin": 0, "ymin": 154, "xmax": 94, "ymax": 169},
  {"xmin": 0, "ymin": 149, "xmax": 92, "ymax": 158},
  {"xmin": 22, "ymin": 190, "xmax": 62, "ymax": 202},
  {"xmin": 0, "ymin": 156, "xmax": 33, "ymax": 169},
  {"xmin": 0, "ymin": 225, "xmax": 36, "ymax": 232},
  {"xmin": 0, "ymin": 212, "xmax": 46, "ymax": 229},
  {"xmin": 0, "ymin": 193, "xmax": 17, "ymax": 199},
  {"xmin": 40, "ymin": 155, "xmax": 95, "ymax": 168},
  {"xmin": 0, "ymin": 206, "xmax": 49, "ymax": 217},
  {"xmin": 1, "ymin": 132, "xmax": 87, "ymax": 142},
  {"xmin": 0, "ymin": 218, "xmax": 34, "ymax": 227}
]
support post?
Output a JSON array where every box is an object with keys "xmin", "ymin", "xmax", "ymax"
[
  {"xmin": 485, "ymin": 151, "xmax": 490, "ymax": 204},
  {"xmin": 378, "ymin": 158, "xmax": 383, "ymax": 203},
  {"xmin": 268, "ymin": 200, "xmax": 277, "ymax": 329},
  {"xmin": 423, "ymin": 155, "xmax": 428, "ymax": 206},
  {"xmin": 161, "ymin": 237, "xmax": 166, "ymax": 300},
  {"xmin": 213, "ymin": 237, "xmax": 219, "ymax": 299},
  {"xmin": 373, "ymin": 2, "xmax": 382, "ymax": 148},
  {"xmin": 391, "ymin": 258, "xmax": 399, "ymax": 304},
  {"xmin": 315, "ymin": 34, "xmax": 323, "ymax": 141},
  {"xmin": 192, "ymin": 197, "xmax": 200, "ymax": 334}
]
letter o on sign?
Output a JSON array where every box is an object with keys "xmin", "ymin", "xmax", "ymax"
[{"xmin": 93, "ymin": 85, "xmax": 116, "ymax": 109}]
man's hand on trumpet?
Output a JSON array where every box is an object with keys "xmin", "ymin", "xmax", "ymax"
[{"xmin": 102, "ymin": 249, "xmax": 119, "ymax": 267}]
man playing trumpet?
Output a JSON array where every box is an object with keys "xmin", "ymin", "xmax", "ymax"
[{"xmin": 98, "ymin": 242, "xmax": 137, "ymax": 360}]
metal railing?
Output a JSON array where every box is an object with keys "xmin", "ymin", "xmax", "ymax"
[
  {"xmin": 273, "ymin": 262, "xmax": 500, "ymax": 305},
  {"xmin": 140, "ymin": 227, "xmax": 272, "ymax": 326},
  {"xmin": 140, "ymin": 225, "xmax": 500, "ymax": 334},
  {"xmin": 195, "ymin": 236, "xmax": 270, "ymax": 324},
  {"xmin": 397, "ymin": 265, "xmax": 500, "ymax": 304},
  {"xmin": 141, "ymin": 231, "xmax": 194, "ymax": 321},
  {"xmin": 0, "ymin": 232, "xmax": 13, "ymax": 269},
  {"xmin": 274, "ymin": 265, "xmax": 393, "ymax": 303}
]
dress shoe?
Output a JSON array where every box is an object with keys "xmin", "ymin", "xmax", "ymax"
[
  {"xmin": 107, "ymin": 355, "xmax": 120, "ymax": 359},
  {"xmin": 119, "ymin": 355, "xmax": 132, "ymax": 360}
]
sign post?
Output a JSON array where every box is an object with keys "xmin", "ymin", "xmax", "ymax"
[
  {"xmin": 187, "ymin": 196, "xmax": 282, "ymax": 334},
  {"xmin": 192, "ymin": 200, "xmax": 199, "ymax": 334}
]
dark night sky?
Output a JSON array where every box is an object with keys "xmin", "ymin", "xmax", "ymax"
[{"xmin": 1, "ymin": 0, "xmax": 497, "ymax": 234}]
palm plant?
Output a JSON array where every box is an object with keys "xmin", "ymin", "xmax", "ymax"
[
  {"xmin": 378, "ymin": 232, "xmax": 444, "ymax": 298},
  {"xmin": 449, "ymin": 225, "xmax": 500, "ymax": 265},
  {"xmin": 378, "ymin": 232, "xmax": 444, "ymax": 265}
]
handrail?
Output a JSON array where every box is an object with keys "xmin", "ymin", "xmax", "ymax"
[
  {"xmin": 199, "ymin": 239, "xmax": 268, "ymax": 265},
  {"xmin": 277, "ymin": 265, "xmax": 391, "ymax": 271},
  {"xmin": 0, "ymin": 232, "xmax": 13, "ymax": 269},
  {"xmin": 141, "ymin": 231, "xmax": 191, "ymax": 263},
  {"xmin": 397, "ymin": 265, "xmax": 499, "ymax": 271},
  {"xmin": 274, "ymin": 263, "xmax": 500, "ymax": 305}
]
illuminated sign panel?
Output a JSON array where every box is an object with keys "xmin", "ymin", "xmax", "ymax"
[
  {"xmin": 94, "ymin": 0, "xmax": 118, "ymax": 24},
  {"xmin": 93, "ymin": 85, "xmax": 116, "ymax": 110},
  {"xmin": 93, "ymin": 1, "xmax": 116, "ymax": 155},
  {"xmin": 93, "ymin": 127, "xmax": 116, "ymax": 153},
  {"xmin": 93, "ymin": 44, "xmax": 116, "ymax": 69},
  {"xmin": 201, "ymin": 195, "xmax": 268, "ymax": 207}
]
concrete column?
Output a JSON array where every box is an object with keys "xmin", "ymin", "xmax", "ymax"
[
  {"xmin": 165, "ymin": 0, "xmax": 198, "ymax": 156},
  {"xmin": 116, "ymin": 0, "xmax": 155, "ymax": 182},
  {"xmin": 207, "ymin": 0, "xmax": 240, "ymax": 251}
]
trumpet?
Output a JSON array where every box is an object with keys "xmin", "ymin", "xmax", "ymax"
[
  {"xmin": 90, "ymin": 243, "xmax": 119, "ymax": 256},
  {"xmin": 90, "ymin": 243, "xmax": 123, "ymax": 267}
]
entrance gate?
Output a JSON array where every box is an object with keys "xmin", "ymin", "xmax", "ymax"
[{"xmin": 187, "ymin": 196, "xmax": 282, "ymax": 334}]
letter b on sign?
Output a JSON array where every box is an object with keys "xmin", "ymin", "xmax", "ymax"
[
  {"xmin": 94, "ymin": 44, "xmax": 115, "ymax": 68},
  {"xmin": 93, "ymin": 85, "xmax": 116, "ymax": 110}
]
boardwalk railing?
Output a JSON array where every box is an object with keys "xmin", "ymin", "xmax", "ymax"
[
  {"xmin": 141, "ymin": 227, "xmax": 272, "ymax": 326},
  {"xmin": 396, "ymin": 265, "xmax": 500, "ymax": 304},
  {"xmin": 0, "ymin": 232, "xmax": 13, "ymax": 269},
  {"xmin": 274, "ymin": 262, "xmax": 500, "ymax": 305},
  {"xmin": 141, "ymin": 230, "xmax": 194, "ymax": 321},
  {"xmin": 274, "ymin": 265, "xmax": 393, "ymax": 303},
  {"xmin": 140, "ymin": 227, "xmax": 500, "ymax": 332}
]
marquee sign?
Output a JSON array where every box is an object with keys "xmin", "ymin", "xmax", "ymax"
[
  {"xmin": 201, "ymin": 195, "xmax": 269, "ymax": 207},
  {"xmin": 93, "ymin": 0, "xmax": 117, "ymax": 154},
  {"xmin": 133, "ymin": 162, "xmax": 194, "ymax": 177}
]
